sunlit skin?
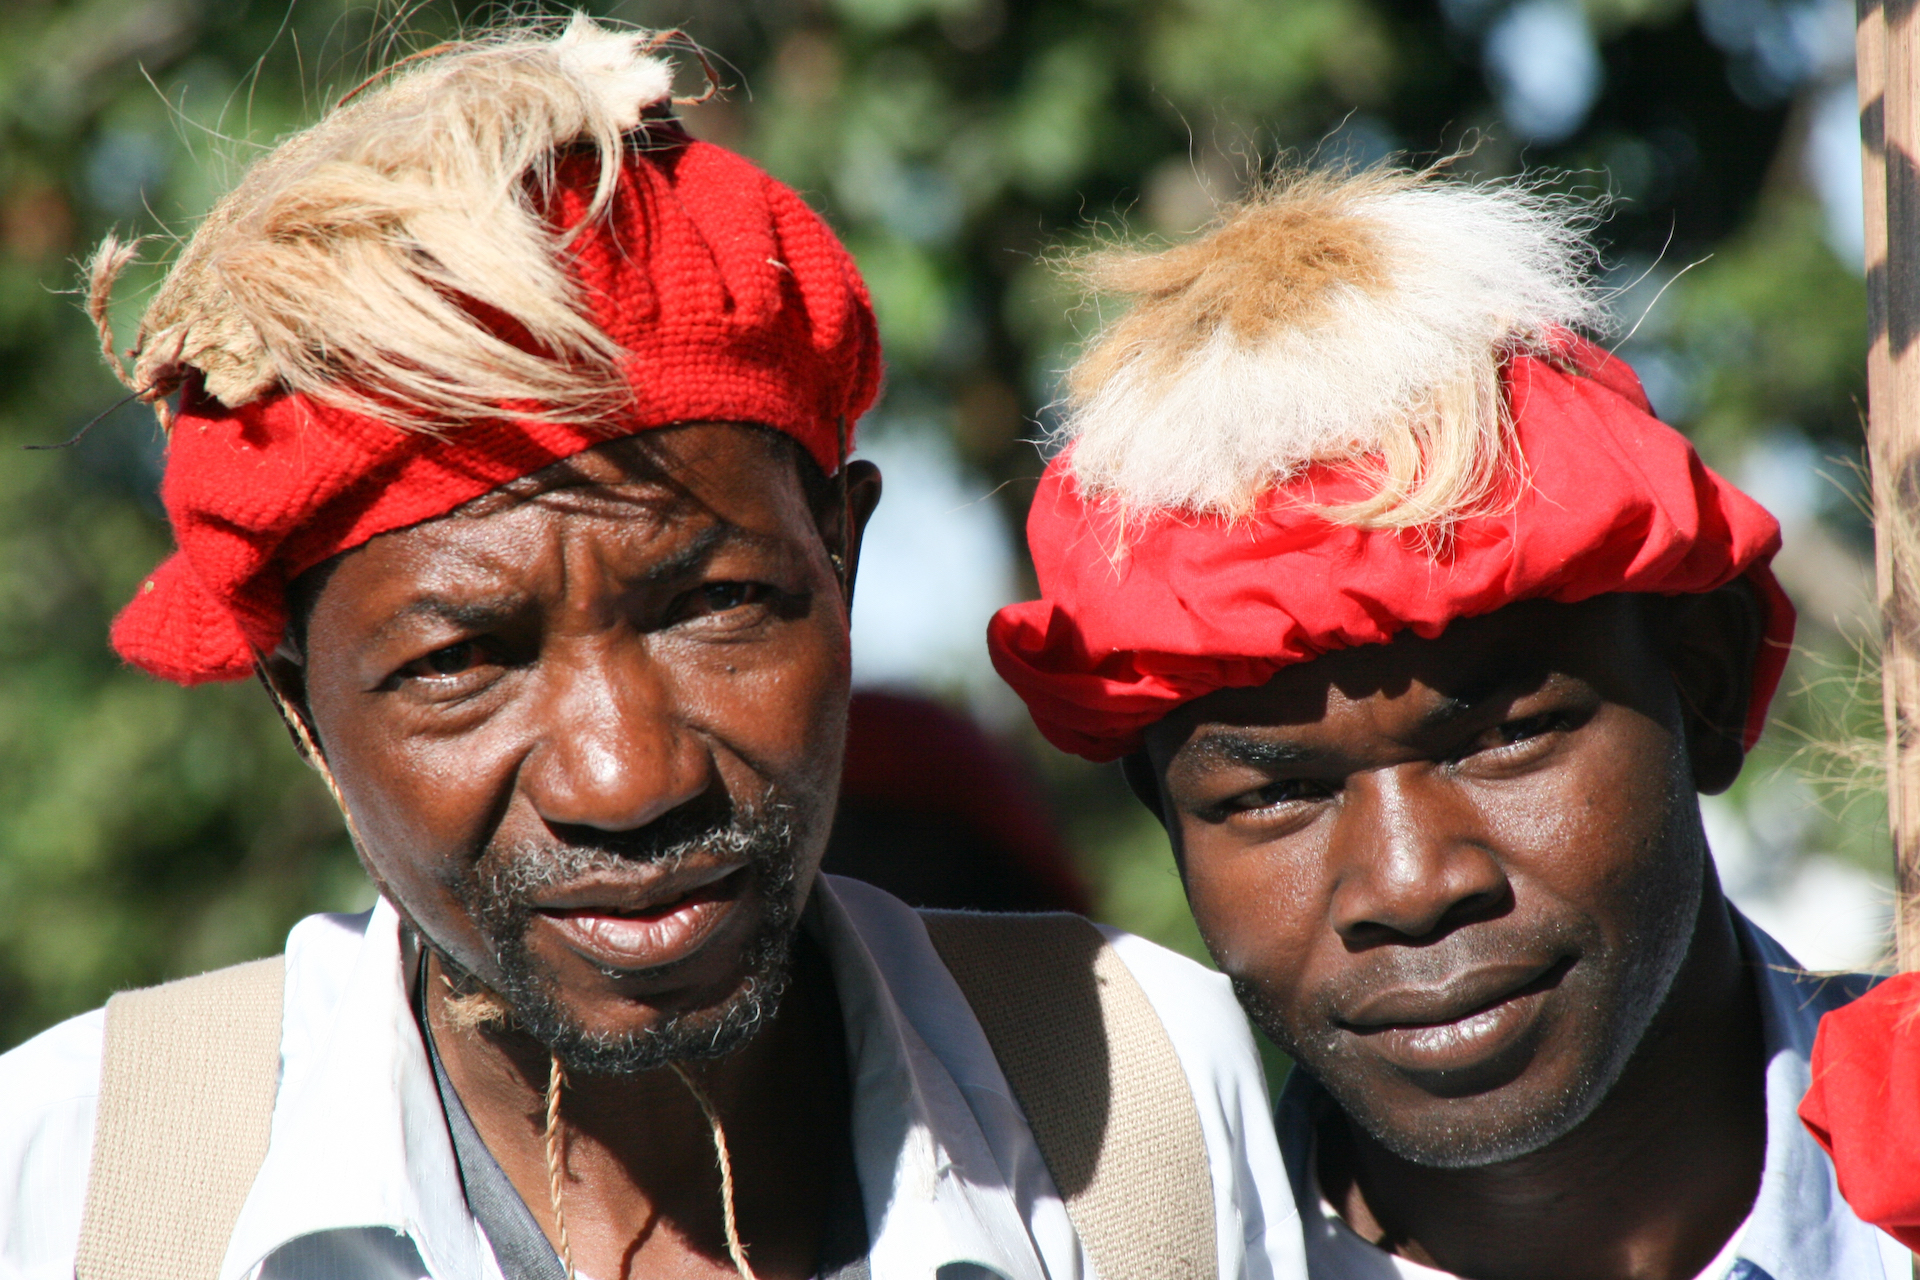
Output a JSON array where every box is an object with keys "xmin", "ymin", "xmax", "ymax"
[
  {"xmin": 266, "ymin": 423, "xmax": 882, "ymax": 1280},
  {"xmin": 1141, "ymin": 590, "xmax": 1770, "ymax": 1280}
]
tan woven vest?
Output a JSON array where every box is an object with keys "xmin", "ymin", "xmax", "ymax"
[{"xmin": 76, "ymin": 911, "xmax": 1217, "ymax": 1280}]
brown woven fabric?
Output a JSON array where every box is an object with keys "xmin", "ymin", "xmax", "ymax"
[
  {"xmin": 921, "ymin": 911, "xmax": 1217, "ymax": 1280},
  {"xmin": 77, "ymin": 956, "xmax": 286, "ymax": 1280}
]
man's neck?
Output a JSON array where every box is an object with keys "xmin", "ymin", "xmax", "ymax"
[
  {"xmin": 1318, "ymin": 891, "xmax": 1767, "ymax": 1280},
  {"xmin": 425, "ymin": 939, "xmax": 854, "ymax": 1280}
]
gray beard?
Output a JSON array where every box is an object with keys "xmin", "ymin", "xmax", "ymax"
[{"xmin": 453, "ymin": 796, "xmax": 804, "ymax": 1077}]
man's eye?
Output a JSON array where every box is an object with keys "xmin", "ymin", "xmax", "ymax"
[
  {"xmin": 1237, "ymin": 778, "xmax": 1337, "ymax": 810},
  {"xmin": 690, "ymin": 582, "xmax": 768, "ymax": 615},
  {"xmin": 1496, "ymin": 711, "xmax": 1567, "ymax": 746},
  {"xmin": 401, "ymin": 641, "xmax": 484, "ymax": 680}
]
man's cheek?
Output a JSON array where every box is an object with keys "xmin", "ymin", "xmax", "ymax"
[
  {"xmin": 1477, "ymin": 761, "xmax": 1657, "ymax": 898},
  {"xmin": 691, "ymin": 659, "xmax": 845, "ymax": 792},
  {"xmin": 1182, "ymin": 836, "xmax": 1318, "ymax": 1003},
  {"xmin": 325, "ymin": 755, "xmax": 489, "ymax": 949}
]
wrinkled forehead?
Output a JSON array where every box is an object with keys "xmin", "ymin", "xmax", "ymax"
[
  {"xmin": 287, "ymin": 423, "xmax": 815, "ymax": 642},
  {"xmin": 451, "ymin": 425, "xmax": 806, "ymax": 521},
  {"xmin": 1147, "ymin": 596, "xmax": 1659, "ymax": 755}
]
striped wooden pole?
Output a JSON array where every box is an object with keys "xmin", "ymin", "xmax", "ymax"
[{"xmin": 1860, "ymin": 0, "xmax": 1920, "ymax": 972}]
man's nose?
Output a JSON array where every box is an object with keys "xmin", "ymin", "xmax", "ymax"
[
  {"xmin": 518, "ymin": 641, "xmax": 711, "ymax": 831},
  {"xmin": 1325, "ymin": 766, "xmax": 1508, "ymax": 943}
]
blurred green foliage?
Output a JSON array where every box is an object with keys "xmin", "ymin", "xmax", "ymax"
[{"xmin": 0, "ymin": 0, "xmax": 1879, "ymax": 1046}]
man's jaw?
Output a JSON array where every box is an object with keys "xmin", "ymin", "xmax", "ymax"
[
  {"xmin": 1234, "ymin": 945, "xmax": 1624, "ymax": 1169},
  {"xmin": 459, "ymin": 805, "xmax": 810, "ymax": 1077}
]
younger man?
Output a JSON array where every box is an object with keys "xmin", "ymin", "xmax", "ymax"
[{"xmin": 990, "ymin": 168, "xmax": 1908, "ymax": 1278}]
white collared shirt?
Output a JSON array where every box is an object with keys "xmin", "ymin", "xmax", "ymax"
[{"xmin": 0, "ymin": 875, "xmax": 1306, "ymax": 1280}]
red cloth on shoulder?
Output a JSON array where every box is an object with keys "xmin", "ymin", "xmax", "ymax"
[
  {"xmin": 112, "ymin": 130, "xmax": 880, "ymax": 686},
  {"xmin": 987, "ymin": 338, "xmax": 1793, "ymax": 762},
  {"xmin": 1800, "ymin": 971, "xmax": 1920, "ymax": 1250}
]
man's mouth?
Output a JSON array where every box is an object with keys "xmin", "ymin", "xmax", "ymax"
[
  {"xmin": 531, "ymin": 862, "xmax": 751, "ymax": 972},
  {"xmin": 1335, "ymin": 957, "xmax": 1573, "ymax": 1077}
]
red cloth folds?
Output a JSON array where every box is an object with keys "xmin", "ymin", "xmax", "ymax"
[
  {"xmin": 1800, "ymin": 972, "xmax": 1920, "ymax": 1251},
  {"xmin": 987, "ymin": 339, "xmax": 1794, "ymax": 761},
  {"xmin": 112, "ymin": 131, "xmax": 881, "ymax": 685}
]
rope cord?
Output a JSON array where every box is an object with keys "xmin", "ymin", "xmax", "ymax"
[
  {"xmin": 671, "ymin": 1061, "xmax": 760, "ymax": 1280},
  {"xmin": 545, "ymin": 1055, "xmax": 578, "ymax": 1280}
]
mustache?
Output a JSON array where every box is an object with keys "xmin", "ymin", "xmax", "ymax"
[
  {"xmin": 441, "ymin": 790, "xmax": 808, "ymax": 1075},
  {"xmin": 474, "ymin": 797, "xmax": 798, "ymax": 905}
]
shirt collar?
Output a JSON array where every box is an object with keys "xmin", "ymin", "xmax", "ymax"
[
  {"xmin": 811, "ymin": 876, "xmax": 1052, "ymax": 1280},
  {"xmin": 221, "ymin": 899, "xmax": 485, "ymax": 1280},
  {"xmin": 1725, "ymin": 912, "xmax": 1881, "ymax": 1280},
  {"xmin": 1274, "ymin": 909, "xmax": 1884, "ymax": 1280},
  {"xmin": 220, "ymin": 882, "xmax": 1053, "ymax": 1280}
]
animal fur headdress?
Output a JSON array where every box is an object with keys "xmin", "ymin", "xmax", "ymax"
[
  {"xmin": 989, "ymin": 165, "xmax": 1795, "ymax": 763},
  {"xmin": 95, "ymin": 15, "xmax": 880, "ymax": 686},
  {"xmin": 90, "ymin": 14, "xmax": 684, "ymax": 430},
  {"xmin": 1055, "ymin": 166, "xmax": 1605, "ymax": 526}
]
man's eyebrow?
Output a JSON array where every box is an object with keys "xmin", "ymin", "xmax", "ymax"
[
  {"xmin": 1414, "ymin": 666, "xmax": 1542, "ymax": 734},
  {"xmin": 633, "ymin": 523, "xmax": 737, "ymax": 585},
  {"xmin": 1181, "ymin": 730, "xmax": 1322, "ymax": 771},
  {"xmin": 372, "ymin": 592, "xmax": 528, "ymax": 641},
  {"xmin": 370, "ymin": 523, "xmax": 784, "ymax": 641}
]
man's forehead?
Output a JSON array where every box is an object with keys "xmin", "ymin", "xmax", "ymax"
[
  {"xmin": 1153, "ymin": 596, "xmax": 1649, "ymax": 755},
  {"xmin": 298, "ymin": 428, "xmax": 813, "ymax": 632},
  {"xmin": 448, "ymin": 466, "xmax": 684, "ymax": 526},
  {"xmin": 448, "ymin": 426, "xmax": 798, "ymax": 521}
]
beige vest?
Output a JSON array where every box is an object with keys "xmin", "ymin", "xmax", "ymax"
[{"xmin": 76, "ymin": 911, "xmax": 1217, "ymax": 1280}]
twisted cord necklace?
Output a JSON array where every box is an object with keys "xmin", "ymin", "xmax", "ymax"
[{"xmin": 540, "ymin": 1056, "xmax": 761, "ymax": 1280}]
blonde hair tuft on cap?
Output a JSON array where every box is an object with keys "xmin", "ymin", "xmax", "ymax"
[
  {"xmin": 89, "ymin": 14, "xmax": 683, "ymax": 431},
  {"xmin": 1056, "ymin": 165, "xmax": 1608, "ymax": 528}
]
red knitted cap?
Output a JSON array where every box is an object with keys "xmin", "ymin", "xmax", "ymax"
[
  {"xmin": 987, "ymin": 340, "xmax": 1794, "ymax": 762},
  {"xmin": 112, "ymin": 131, "xmax": 880, "ymax": 685}
]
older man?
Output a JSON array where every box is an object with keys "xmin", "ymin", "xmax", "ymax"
[
  {"xmin": 989, "ymin": 168, "xmax": 1911, "ymax": 1279},
  {"xmin": 0, "ymin": 20, "xmax": 1296, "ymax": 1280}
]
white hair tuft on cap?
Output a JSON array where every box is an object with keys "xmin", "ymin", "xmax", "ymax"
[
  {"xmin": 87, "ymin": 15, "xmax": 680, "ymax": 431},
  {"xmin": 1055, "ymin": 166, "xmax": 1609, "ymax": 528}
]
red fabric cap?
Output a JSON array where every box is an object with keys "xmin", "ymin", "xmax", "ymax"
[
  {"xmin": 839, "ymin": 690, "xmax": 1090, "ymax": 913},
  {"xmin": 1800, "ymin": 971, "xmax": 1920, "ymax": 1251},
  {"xmin": 113, "ymin": 131, "xmax": 881, "ymax": 685},
  {"xmin": 988, "ymin": 339, "xmax": 1794, "ymax": 762}
]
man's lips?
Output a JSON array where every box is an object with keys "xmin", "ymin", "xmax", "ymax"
[
  {"xmin": 1335, "ymin": 957, "xmax": 1572, "ymax": 1076},
  {"xmin": 531, "ymin": 861, "xmax": 749, "ymax": 971}
]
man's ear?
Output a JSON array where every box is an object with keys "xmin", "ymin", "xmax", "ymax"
[
  {"xmin": 1659, "ymin": 580, "xmax": 1764, "ymax": 795},
  {"xmin": 837, "ymin": 459, "xmax": 882, "ymax": 607}
]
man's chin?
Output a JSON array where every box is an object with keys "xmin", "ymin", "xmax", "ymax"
[
  {"xmin": 527, "ymin": 969, "xmax": 792, "ymax": 1077},
  {"xmin": 1323, "ymin": 1061, "xmax": 1614, "ymax": 1169},
  {"xmin": 489, "ymin": 915, "xmax": 801, "ymax": 1077},
  {"xmin": 1233, "ymin": 975, "xmax": 1626, "ymax": 1170}
]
